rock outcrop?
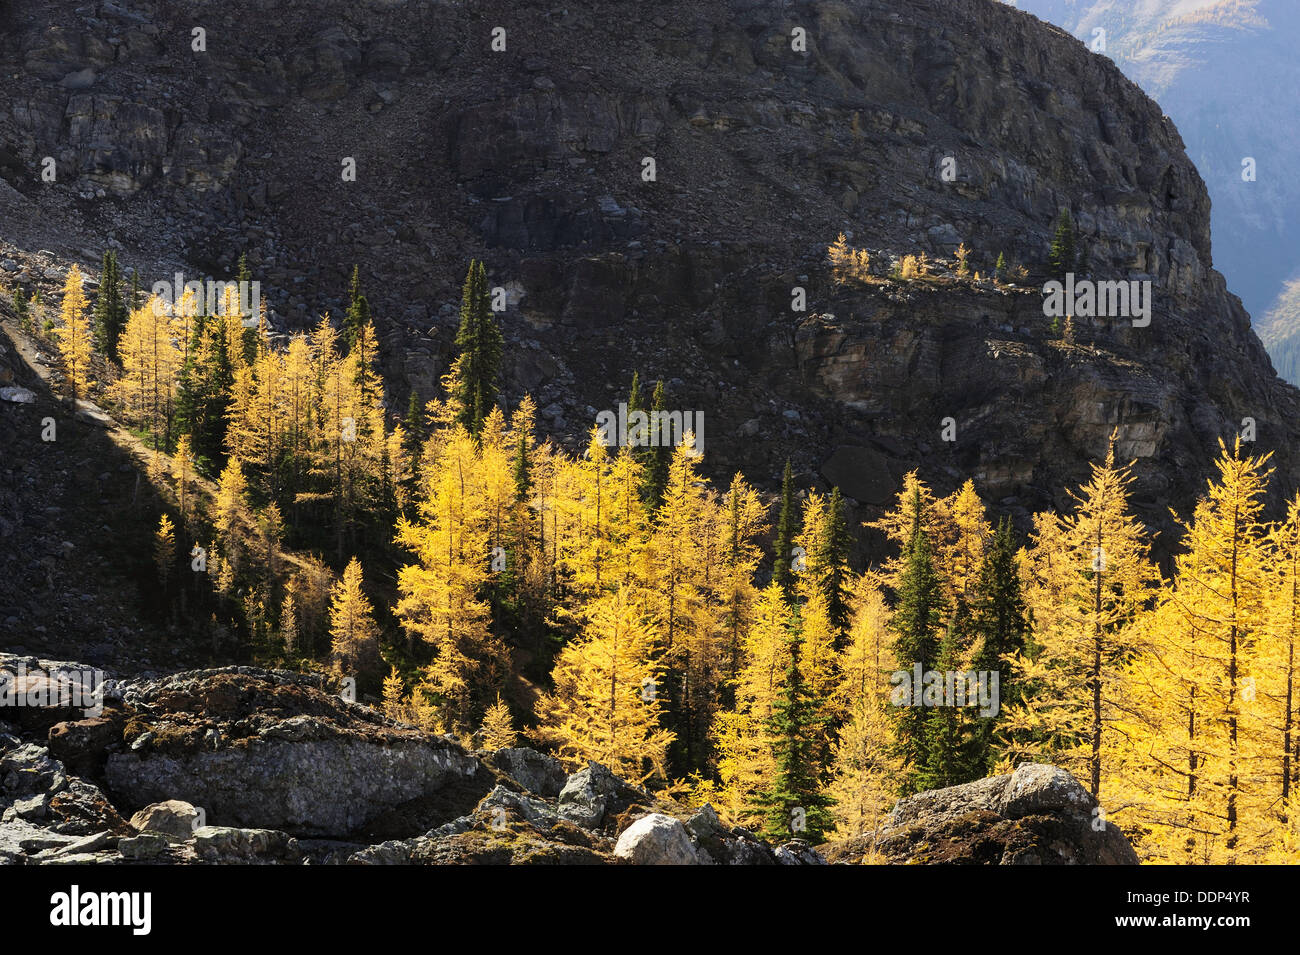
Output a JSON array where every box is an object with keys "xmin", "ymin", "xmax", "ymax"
[
  {"xmin": 825, "ymin": 763, "xmax": 1139, "ymax": 865},
  {"xmin": 102, "ymin": 667, "xmax": 494, "ymax": 836},
  {"xmin": 0, "ymin": 661, "xmax": 825, "ymax": 865}
]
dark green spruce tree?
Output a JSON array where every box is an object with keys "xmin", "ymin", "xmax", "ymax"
[
  {"xmin": 809, "ymin": 485, "xmax": 853, "ymax": 639},
  {"xmin": 626, "ymin": 371, "xmax": 654, "ymax": 479},
  {"xmin": 175, "ymin": 314, "xmax": 234, "ymax": 473},
  {"xmin": 917, "ymin": 596, "xmax": 985, "ymax": 790},
  {"xmin": 93, "ymin": 250, "xmax": 127, "ymax": 362},
  {"xmin": 626, "ymin": 370, "xmax": 646, "ymax": 460},
  {"xmin": 754, "ymin": 613, "xmax": 835, "ymax": 843},
  {"xmin": 626, "ymin": 370, "xmax": 643, "ymax": 424},
  {"xmin": 344, "ymin": 264, "xmax": 371, "ymax": 351},
  {"xmin": 772, "ymin": 460, "xmax": 799, "ymax": 597},
  {"xmin": 1048, "ymin": 208, "xmax": 1076, "ymax": 282},
  {"xmin": 970, "ymin": 516, "xmax": 1033, "ymax": 769},
  {"xmin": 641, "ymin": 379, "xmax": 671, "ymax": 508},
  {"xmin": 890, "ymin": 487, "xmax": 947, "ymax": 795},
  {"xmin": 402, "ymin": 390, "xmax": 423, "ymax": 453},
  {"xmin": 451, "ymin": 260, "xmax": 504, "ymax": 436}
]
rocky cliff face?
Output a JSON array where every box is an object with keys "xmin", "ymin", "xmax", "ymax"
[
  {"xmin": 1017, "ymin": 0, "xmax": 1300, "ymax": 339},
  {"xmin": 1, "ymin": 0, "xmax": 1296, "ymax": 552}
]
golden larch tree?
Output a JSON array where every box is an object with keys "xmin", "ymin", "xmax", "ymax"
[
  {"xmin": 55, "ymin": 264, "xmax": 94, "ymax": 400},
  {"xmin": 533, "ymin": 587, "xmax": 673, "ymax": 783},
  {"xmin": 1006, "ymin": 432, "xmax": 1158, "ymax": 800},
  {"xmin": 329, "ymin": 556, "xmax": 381, "ymax": 678}
]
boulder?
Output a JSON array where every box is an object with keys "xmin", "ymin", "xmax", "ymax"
[
  {"xmin": 130, "ymin": 800, "xmax": 201, "ymax": 841},
  {"xmin": 46, "ymin": 778, "xmax": 129, "ymax": 835},
  {"xmin": 3, "ymin": 792, "xmax": 48, "ymax": 821},
  {"xmin": 0, "ymin": 743, "xmax": 66, "ymax": 798},
  {"xmin": 775, "ymin": 841, "xmax": 827, "ymax": 865},
  {"xmin": 475, "ymin": 784, "xmax": 561, "ymax": 829},
  {"xmin": 614, "ymin": 813, "xmax": 698, "ymax": 865},
  {"xmin": 104, "ymin": 669, "xmax": 493, "ymax": 837},
  {"xmin": 48, "ymin": 708, "xmax": 125, "ymax": 777},
  {"xmin": 825, "ymin": 764, "xmax": 1139, "ymax": 865},
  {"xmin": 117, "ymin": 831, "xmax": 171, "ymax": 860},
  {"xmin": 1000, "ymin": 763, "xmax": 1094, "ymax": 818},
  {"xmin": 191, "ymin": 826, "xmax": 301, "ymax": 863},
  {"xmin": 557, "ymin": 762, "xmax": 621, "ymax": 828}
]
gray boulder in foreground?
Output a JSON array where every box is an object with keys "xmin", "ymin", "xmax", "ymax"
[
  {"xmin": 614, "ymin": 813, "xmax": 698, "ymax": 865},
  {"xmin": 102, "ymin": 668, "xmax": 494, "ymax": 837},
  {"xmin": 825, "ymin": 763, "xmax": 1140, "ymax": 865}
]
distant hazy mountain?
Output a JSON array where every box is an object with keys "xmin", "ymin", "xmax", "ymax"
[{"xmin": 1015, "ymin": 0, "xmax": 1300, "ymax": 380}]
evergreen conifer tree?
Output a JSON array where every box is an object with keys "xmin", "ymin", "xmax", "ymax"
[
  {"xmin": 890, "ymin": 487, "xmax": 947, "ymax": 794},
  {"xmin": 969, "ymin": 516, "xmax": 1032, "ymax": 769},
  {"xmin": 641, "ymin": 380, "xmax": 671, "ymax": 507},
  {"xmin": 918, "ymin": 597, "xmax": 985, "ymax": 789},
  {"xmin": 754, "ymin": 616, "xmax": 835, "ymax": 843},
  {"xmin": 1048, "ymin": 208, "xmax": 1076, "ymax": 281},
  {"xmin": 93, "ymin": 250, "xmax": 126, "ymax": 362},
  {"xmin": 772, "ymin": 460, "xmax": 799, "ymax": 596},
  {"xmin": 451, "ymin": 260, "xmax": 503, "ymax": 436}
]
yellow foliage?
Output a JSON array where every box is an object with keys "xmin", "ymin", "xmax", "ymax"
[{"xmin": 55, "ymin": 265, "xmax": 93, "ymax": 400}]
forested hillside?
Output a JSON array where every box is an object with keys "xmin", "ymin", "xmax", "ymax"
[{"xmin": 6, "ymin": 244, "xmax": 1296, "ymax": 865}]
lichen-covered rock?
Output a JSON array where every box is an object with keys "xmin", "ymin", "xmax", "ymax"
[
  {"xmin": 475, "ymin": 784, "xmax": 561, "ymax": 830},
  {"xmin": 103, "ymin": 669, "xmax": 493, "ymax": 837},
  {"xmin": 45, "ymin": 778, "xmax": 129, "ymax": 836},
  {"xmin": 1000, "ymin": 764, "xmax": 1095, "ymax": 819},
  {"xmin": 825, "ymin": 764, "xmax": 1139, "ymax": 865},
  {"xmin": 488, "ymin": 747, "xmax": 568, "ymax": 798},
  {"xmin": 686, "ymin": 805, "xmax": 788, "ymax": 865},
  {"xmin": 775, "ymin": 841, "xmax": 828, "ymax": 866},
  {"xmin": 1, "ymin": 743, "xmax": 66, "ymax": 798},
  {"xmin": 48, "ymin": 708, "xmax": 125, "ymax": 778},
  {"xmin": 117, "ymin": 831, "xmax": 171, "ymax": 860},
  {"xmin": 191, "ymin": 826, "xmax": 301, "ymax": 864},
  {"xmin": 557, "ymin": 762, "xmax": 621, "ymax": 829},
  {"xmin": 556, "ymin": 761, "xmax": 651, "ymax": 830},
  {"xmin": 129, "ymin": 800, "xmax": 200, "ymax": 841}
]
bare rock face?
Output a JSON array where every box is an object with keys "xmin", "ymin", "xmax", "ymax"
[
  {"xmin": 1, "ymin": 0, "xmax": 1296, "ymax": 558},
  {"xmin": 825, "ymin": 764, "xmax": 1139, "ymax": 865},
  {"xmin": 102, "ymin": 668, "xmax": 494, "ymax": 838}
]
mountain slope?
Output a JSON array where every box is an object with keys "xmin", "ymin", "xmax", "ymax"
[{"xmin": 0, "ymin": 0, "xmax": 1296, "ymax": 559}]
